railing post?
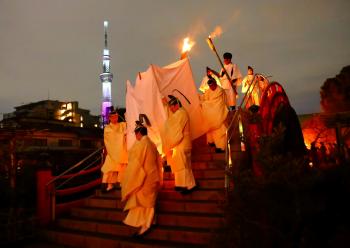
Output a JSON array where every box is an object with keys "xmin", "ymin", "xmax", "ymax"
[
  {"xmin": 51, "ymin": 188, "xmax": 56, "ymax": 222},
  {"xmin": 36, "ymin": 167, "xmax": 53, "ymax": 226},
  {"xmin": 248, "ymin": 122, "xmax": 263, "ymax": 177}
]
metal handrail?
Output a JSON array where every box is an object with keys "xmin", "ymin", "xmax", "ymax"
[
  {"xmin": 224, "ymin": 74, "xmax": 270, "ymax": 191},
  {"xmin": 228, "ymin": 73, "xmax": 270, "ymax": 141},
  {"xmin": 46, "ymin": 147, "xmax": 103, "ymax": 186},
  {"xmin": 45, "ymin": 147, "xmax": 104, "ymax": 222},
  {"xmin": 55, "ymin": 156, "xmax": 102, "ymax": 190}
]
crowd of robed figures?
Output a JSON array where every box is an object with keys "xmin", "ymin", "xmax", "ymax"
[{"xmin": 100, "ymin": 52, "xmax": 268, "ymax": 237}]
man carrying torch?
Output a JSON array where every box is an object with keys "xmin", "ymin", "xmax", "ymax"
[{"xmin": 207, "ymin": 36, "xmax": 242, "ymax": 111}]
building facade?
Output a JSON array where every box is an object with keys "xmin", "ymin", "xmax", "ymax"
[
  {"xmin": 2, "ymin": 100, "xmax": 100, "ymax": 129},
  {"xmin": 0, "ymin": 100, "xmax": 103, "ymax": 176}
]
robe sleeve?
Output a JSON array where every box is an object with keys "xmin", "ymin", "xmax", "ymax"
[
  {"xmin": 201, "ymin": 88, "xmax": 228, "ymax": 129},
  {"xmin": 162, "ymin": 109, "xmax": 188, "ymax": 152},
  {"xmin": 241, "ymin": 76, "xmax": 249, "ymax": 93},
  {"xmin": 104, "ymin": 123, "xmax": 128, "ymax": 164}
]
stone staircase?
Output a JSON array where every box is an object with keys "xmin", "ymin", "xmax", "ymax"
[{"xmin": 41, "ymin": 137, "xmax": 227, "ymax": 247}]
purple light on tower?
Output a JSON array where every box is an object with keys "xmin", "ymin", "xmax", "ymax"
[{"xmin": 99, "ymin": 21, "xmax": 113, "ymax": 126}]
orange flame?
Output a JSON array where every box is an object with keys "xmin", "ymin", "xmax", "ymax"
[
  {"xmin": 209, "ymin": 26, "xmax": 223, "ymax": 39},
  {"xmin": 181, "ymin": 37, "xmax": 195, "ymax": 53}
]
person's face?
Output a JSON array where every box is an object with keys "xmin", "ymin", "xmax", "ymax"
[
  {"xmin": 135, "ymin": 131, "xmax": 142, "ymax": 140},
  {"xmin": 206, "ymin": 69, "xmax": 212, "ymax": 76},
  {"xmin": 109, "ymin": 114, "xmax": 118, "ymax": 124},
  {"xmin": 248, "ymin": 68, "xmax": 253, "ymax": 75},
  {"xmin": 209, "ymin": 83, "xmax": 217, "ymax": 91},
  {"xmin": 224, "ymin": 58, "xmax": 231, "ymax": 65},
  {"xmin": 169, "ymin": 103, "xmax": 179, "ymax": 113}
]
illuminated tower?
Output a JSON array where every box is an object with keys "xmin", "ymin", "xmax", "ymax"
[{"xmin": 99, "ymin": 20, "xmax": 113, "ymax": 126}]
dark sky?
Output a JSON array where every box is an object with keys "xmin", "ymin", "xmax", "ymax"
[{"xmin": 0, "ymin": 0, "xmax": 349, "ymax": 117}]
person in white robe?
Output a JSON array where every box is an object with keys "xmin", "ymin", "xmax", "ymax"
[
  {"xmin": 122, "ymin": 118, "xmax": 162, "ymax": 236},
  {"xmin": 101, "ymin": 110, "xmax": 127, "ymax": 191},
  {"xmin": 200, "ymin": 78, "xmax": 229, "ymax": 153},
  {"xmin": 219, "ymin": 52, "xmax": 242, "ymax": 110},
  {"xmin": 258, "ymin": 75, "xmax": 269, "ymax": 100},
  {"xmin": 161, "ymin": 95, "xmax": 196, "ymax": 194},
  {"xmin": 241, "ymin": 66, "xmax": 260, "ymax": 108},
  {"xmin": 199, "ymin": 67, "xmax": 222, "ymax": 93}
]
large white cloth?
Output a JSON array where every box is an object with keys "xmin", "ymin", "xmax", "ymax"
[
  {"xmin": 200, "ymin": 86, "xmax": 228, "ymax": 150},
  {"xmin": 126, "ymin": 75, "xmax": 165, "ymax": 153},
  {"xmin": 101, "ymin": 122, "xmax": 128, "ymax": 183},
  {"xmin": 161, "ymin": 107, "xmax": 196, "ymax": 189},
  {"xmin": 125, "ymin": 58, "xmax": 209, "ymax": 155},
  {"xmin": 220, "ymin": 63, "xmax": 242, "ymax": 106},
  {"xmin": 122, "ymin": 135, "xmax": 162, "ymax": 233}
]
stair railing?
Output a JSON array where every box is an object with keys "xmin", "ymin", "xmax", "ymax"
[
  {"xmin": 225, "ymin": 74, "xmax": 270, "ymax": 191},
  {"xmin": 45, "ymin": 147, "xmax": 104, "ymax": 222}
]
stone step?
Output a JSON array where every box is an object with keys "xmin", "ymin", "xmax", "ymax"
[
  {"xmin": 163, "ymin": 168, "xmax": 224, "ymax": 180},
  {"xmin": 191, "ymin": 161, "xmax": 225, "ymax": 170},
  {"xmin": 96, "ymin": 179, "xmax": 224, "ymax": 195},
  {"xmin": 163, "ymin": 178, "xmax": 224, "ymax": 190},
  {"xmin": 192, "ymin": 146, "xmax": 215, "ymax": 154},
  {"xmin": 157, "ymin": 200, "xmax": 223, "ymax": 214},
  {"xmin": 192, "ymin": 136, "xmax": 207, "ymax": 147},
  {"xmin": 15, "ymin": 241, "xmax": 71, "ymax": 248},
  {"xmin": 192, "ymin": 153, "xmax": 225, "ymax": 162},
  {"xmin": 71, "ymin": 207, "xmax": 125, "ymax": 223},
  {"xmin": 71, "ymin": 207, "xmax": 224, "ymax": 229},
  {"xmin": 43, "ymin": 228, "xmax": 205, "ymax": 248},
  {"xmin": 158, "ymin": 189, "xmax": 225, "ymax": 201},
  {"xmin": 42, "ymin": 133, "xmax": 229, "ymax": 247},
  {"xmin": 56, "ymin": 218, "xmax": 216, "ymax": 245},
  {"xmin": 85, "ymin": 198, "xmax": 223, "ymax": 214},
  {"xmin": 85, "ymin": 197, "xmax": 121, "ymax": 209},
  {"xmin": 96, "ymin": 188, "xmax": 225, "ymax": 201}
]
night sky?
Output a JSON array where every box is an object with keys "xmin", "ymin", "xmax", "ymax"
[{"xmin": 0, "ymin": 0, "xmax": 349, "ymax": 117}]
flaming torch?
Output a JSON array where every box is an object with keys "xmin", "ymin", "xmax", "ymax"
[
  {"xmin": 206, "ymin": 35, "xmax": 237, "ymax": 94},
  {"xmin": 180, "ymin": 37, "xmax": 194, "ymax": 60}
]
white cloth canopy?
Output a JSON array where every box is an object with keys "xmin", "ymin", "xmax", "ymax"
[{"xmin": 125, "ymin": 58, "xmax": 209, "ymax": 153}]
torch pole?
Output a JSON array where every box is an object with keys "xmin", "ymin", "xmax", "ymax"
[
  {"xmin": 207, "ymin": 37, "xmax": 237, "ymax": 95},
  {"xmin": 180, "ymin": 52, "xmax": 188, "ymax": 60}
]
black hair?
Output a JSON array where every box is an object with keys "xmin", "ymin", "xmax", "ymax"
[
  {"xmin": 223, "ymin": 52, "xmax": 232, "ymax": 59},
  {"xmin": 207, "ymin": 78, "xmax": 216, "ymax": 85},
  {"xmin": 135, "ymin": 127, "xmax": 147, "ymax": 136}
]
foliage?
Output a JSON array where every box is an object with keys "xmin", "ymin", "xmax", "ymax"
[
  {"xmin": 213, "ymin": 125, "xmax": 350, "ymax": 248},
  {"xmin": 320, "ymin": 65, "xmax": 350, "ymax": 113}
]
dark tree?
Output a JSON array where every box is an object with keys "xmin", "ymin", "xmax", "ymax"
[{"xmin": 320, "ymin": 65, "xmax": 350, "ymax": 112}]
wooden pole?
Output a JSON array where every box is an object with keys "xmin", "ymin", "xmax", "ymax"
[{"xmin": 207, "ymin": 37, "xmax": 237, "ymax": 95}]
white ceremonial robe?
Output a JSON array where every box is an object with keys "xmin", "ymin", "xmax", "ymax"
[
  {"xmin": 200, "ymin": 86, "xmax": 229, "ymax": 150},
  {"xmin": 161, "ymin": 107, "xmax": 196, "ymax": 190},
  {"xmin": 122, "ymin": 135, "xmax": 162, "ymax": 234},
  {"xmin": 199, "ymin": 75, "xmax": 222, "ymax": 93},
  {"xmin": 258, "ymin": 78, "xmax": 269, "ymax": 98},
  {"xmin": 101, "ymin": 122, "xmax": 128, "ymax": 184},
  {"xmin": 220, "ymin": 63, "xmax": 242, "ymax": 107},
  {"xmin": 241, "ymin": 74, "xmax": 259, "ymax": 107}
]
